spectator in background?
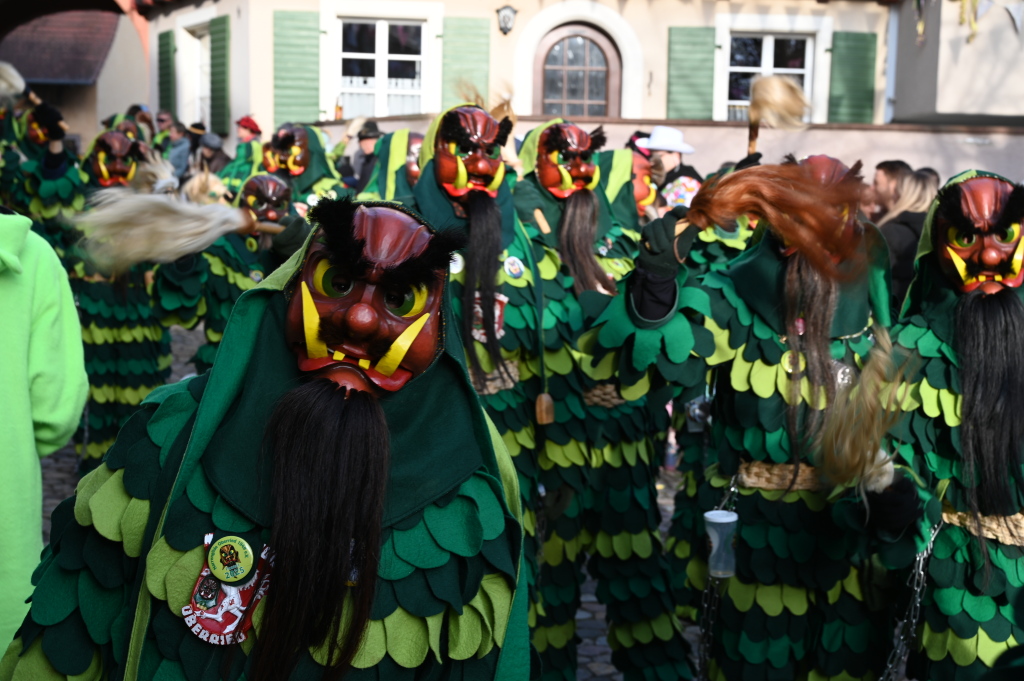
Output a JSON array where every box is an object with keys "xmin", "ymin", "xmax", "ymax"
[
  {"xmin": 872, "ymin": 159, "xmax": 912, "ymax": 222},
  {"xmin": 186, "ymin": 122, "xmax": 206, "ymax": 158},
  {"xmin": 637, "ymin": 125, "xmax": 703, "ymax": 209},
  {"xmin": 354, "ymin": 121, "xmax": 383, "ymax": 193},
  {"xmin": 167, "ymin": 122, "xmax": 190, "ymax": 179},
  {"xmin": 877, "ymin": 169, "xmax": 940, "ymax": 307},
  {"xmin": 153, "ymin": 110, "xmax": 175, "ymax": 155},
  {"xmin": 918, "ymin": 166, "xmax": 941, "ymax": 185},
  {"xmin": 198, "ymin": 133, "xmax": 231, "ymax": 174},
  {"xmin": 0, "ymin": 208, "xmax": 88, "ymax": 647}
]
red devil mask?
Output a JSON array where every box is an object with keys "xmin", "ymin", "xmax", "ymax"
[
  {"xmin": 934, "ymin": 177, "xmax": 1024, "ymax": 295},
  {"xmin": 536, "ymin": 124, "xmax": 606, "ymax": 200},
  {"xmin": 406, "ymin": 132, "xmax": 424, "ymax": 187},
  {"xmin": 285, "ymin": 201, "xmax": 464, "ymax": 395},
  {"xmin": 89, "ymin": 131, "xmax": 148, "ymax": 187},
  {"xmin": 632, "ymin": 152, "xmax": 656, "ymax": 217},
  {"xmin": 241, "ymin": 175, "xmax": 292, "ymax": 225},
  {"xmin": 433, "ymin": 107, "xmax": 511, "ymax": 199},
  {"xmin": 265, "ymin": 124, "xmax": 310, "ymax": 177}
]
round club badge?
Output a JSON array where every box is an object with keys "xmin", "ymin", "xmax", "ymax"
[
  {"xmin": 208, "ymin": 536, "xmax": 255, "ymax": 583},
  {"xmin": 503, "ymin": 256, "xmax": 525, "ymax": 279},
  {"xmin": 450, "ymin": 252, "xmax": 465, "ymax": 274}
]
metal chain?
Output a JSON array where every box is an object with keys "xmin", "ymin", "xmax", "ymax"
[
  {"xmin": 696, "ymin": 475, "xmax": 740, "ymax": 680},
  {"xmin": 697, "ymin": 576, "xmax": 721, "ymax": 681},
  {"xmin": 882, "ymin": 521, "xmax": 943, "ymax": 681}
]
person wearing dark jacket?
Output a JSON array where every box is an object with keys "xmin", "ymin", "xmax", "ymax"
[
  {"xmin": 198, "ymin": 133, "xmax": 231, "ymax": 174},
  {"xmin": 354, "ymin": 121, "xmax": 383, "ymax": 193},
  {"xmin": 877, "ymin": 169, "xmax": 939, "ymax": 308}
]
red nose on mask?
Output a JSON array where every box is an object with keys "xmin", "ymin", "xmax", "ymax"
[{"xmin": 266, "ymin": 210, "xmax": 279, "ymax": 222}]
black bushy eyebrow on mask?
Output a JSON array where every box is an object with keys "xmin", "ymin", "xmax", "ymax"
[
  {"xmin": 588, "ymin": 126, "xmax": 607, "ymax": 151},
  {"xmin": 495, "ymin": 117, "xmax": 513, "ymax": 148},
  {"xmin": 381, "ymin": 229, "xmax": 468, "ymax": 290},
  {"xmin": 309, "ymin": 197, "xmax": 372, "ymax": 277},
  {"xmin": 935, "ymin": 183, "xmax": 977, "ymax": 236},
  {"xmin": 993, "ymin": 185, "xmax": 1024, "ymax": 235},
  {"xmin": 440, "ymin": 111, "xmax": 475, "ymax": 150}
]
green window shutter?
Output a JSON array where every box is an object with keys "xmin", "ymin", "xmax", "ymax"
[
  {"xmin": 828, "ymin": 32, "xmax": 877, "ymax": 123},
  {"xmin": 666, "ymin": 27, "xmax": 715, "ymax": 120},
  {"xmin": 442, "ymin": 18, "xmax": 490, "ymax": 110},
  {"xmin": 273, "ymin": 11, "xmax": 320, "ymax": 129},
  {"xmin": 210, "ymin": 16, "xmax": 230, "ymax": 136},
  {"xmin": 158, "ymin": 30, "xmax": 176, "ymax": 115}
]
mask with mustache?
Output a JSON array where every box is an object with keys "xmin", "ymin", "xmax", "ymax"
[{"xmin": 254, "ymin": 199, "xmax": 466, "ymax": 681}]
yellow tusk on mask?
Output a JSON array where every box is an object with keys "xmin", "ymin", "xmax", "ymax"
[
  {"xmin": 97, "ymin": 151, "xmax": 110, "ymax": 181},
  {"xmin": 300, "ymin": 282, "xmax": 329, "ymax": 359},
  {"xmin": 454, "ymin": 155, "xmax": 468, "ymax": 190},
  {"xmin": 1012, "ymin": 234, "xmax": 1024, "ymax": 277},
  {"xmin": 126, "ymin": 162, "xmax": 137, "ymax": 182},
  {"xmin": 584, "ymin": 164, "xmax": 602, "ymax": 191},
  {"xmin": 486, "ymin": 162, "xmax": 506, "ymax": 193},
  {"xmin": 946, "ymin": 246, "xmax": 969, "ymax": 284},
  {"xmin": 375, "ymin": 313, "xmax": 431, "ymax": 377},
  {"xmin": 639, "ymin": 182, "xmax": 657, "ymax": 207},
  {"xmin": 557, "ymin": 165, "xmax": 573, "ymax": 191}
]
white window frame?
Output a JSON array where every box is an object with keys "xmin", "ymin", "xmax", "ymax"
[
  {"xmin": 337, "ymin": 18, "xmax": 425, "ymax": 119},
  {"xmin": 174, "ymin": 7, "xmax": 218, "ymax": 128},
  {"xmin": 725, "ymin": 33, "xmax": 814, "ymax": 122},
  {"xmin": 713, "ymin": 13, "xmax": 833, "ymax": 124},
  {"xmin": 320, "ymin": 1, "xmax": 443, "ymax": 119}
]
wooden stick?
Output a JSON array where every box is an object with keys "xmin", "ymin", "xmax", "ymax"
[
  {"xmin": 254, "ymin": 221, "xmax": 285, "ymax": 235},
  {"xmin": 747, "ymin": 120, "xmax": 760, "ymax": 156}
]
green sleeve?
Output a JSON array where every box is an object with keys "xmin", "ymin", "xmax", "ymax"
[{"xmin": 27, "ymin": 233, "xmax": 88, "ymax": 455}]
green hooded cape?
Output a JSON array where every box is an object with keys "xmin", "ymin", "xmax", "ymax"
[{"xmin": 1, "ymin": 204, "xmax": 529, "ymax": 681}]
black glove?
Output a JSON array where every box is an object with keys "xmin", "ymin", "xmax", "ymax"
[
  {"xmin": 33, "ymin": 103, "xmax": 65, "ymax": 141},
  {"xmin": 734, "ymin": 152, "xmax": 762, "ymax": 171},
  {"xmin": 271, "ymin": 215, "xmax": 312, "ymax": 259},
  {"xmin": 864, "ymin": 474, "xmax": 923, "ymax": 537},
  {"xmin": 638, "ymin": 206, "xmax": 698, "ymax": 278}
]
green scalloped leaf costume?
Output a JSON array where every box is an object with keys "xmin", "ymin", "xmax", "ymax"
[
  {"xmin": 367, "ymin": 115, "xmax": 544, "ymax": 669},
  {"xmin": 881, "ymin": 169, "xmax": 1024, "ymax": 681},
  {"xmin": 0, "ymin": 220, "xmax": 529, "ymax": 681},
  {"xmin": 219, "ymin": 140, "xmax": 264, "ymax": 197},
  {"xmin": 517, "ymin": 121, "xmax": 693, "ymax": 681},
  {"xmin": 584, "ymin": 218, "xmax": 894, "ymax": 680}
]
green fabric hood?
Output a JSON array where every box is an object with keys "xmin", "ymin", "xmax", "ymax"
[
  {"xmin": 153, "ymin": 201, "xmax": 500, "ymax": 530},
  {"xmin": 901, "ymin": 169, "xmax": 1016, "ymax": 324}
]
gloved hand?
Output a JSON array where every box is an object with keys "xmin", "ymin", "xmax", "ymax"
[
  {"xmin": 33, "ymin": 103, "xmax": 65, "ymax": 141},
  {"xmin": 734, "ymin": 152, "xmax": 762, "ymax": 171},
  {"xmin": 271, "ymin": 214, "xmax": 312, "ymax": 259},
  {"xmin": 638, "ymin": 206, "xmax": 699, "ymax": 278}
]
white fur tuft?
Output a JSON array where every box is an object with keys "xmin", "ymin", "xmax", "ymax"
[
  {"xmin": 0, "ymin": 61, "xmax": 26, "ymax": 100},
  {"xmin": 76, "ymin": 189, "xmax": 245, "ymax": 273}
]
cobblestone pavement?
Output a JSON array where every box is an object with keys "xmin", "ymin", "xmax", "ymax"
[{"xmin": 41, "ymin": 325, "xmax": 697, "ymax": 680}]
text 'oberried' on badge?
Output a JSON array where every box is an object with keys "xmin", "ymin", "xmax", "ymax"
[{"xmin": 182, "ymin": 533, "xmax": 273, "ymax": 645}]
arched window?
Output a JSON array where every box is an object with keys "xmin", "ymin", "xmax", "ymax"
[{"xmin": 534, "ymin": 24, "xmax": 620, "ymax": 118}]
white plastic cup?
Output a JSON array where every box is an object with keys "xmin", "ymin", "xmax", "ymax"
[{"xmin": 704, "ymin": 510, "xmax": 739, "ymax": 579}]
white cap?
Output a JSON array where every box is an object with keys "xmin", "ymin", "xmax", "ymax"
[{"xmin": 636, "ymin": 126, "xmax": 695, "ymax": 154}]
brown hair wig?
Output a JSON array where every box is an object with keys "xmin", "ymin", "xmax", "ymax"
[{"xmin": 688, "ymin": 164, "xmax": 865, "ymax": 280}]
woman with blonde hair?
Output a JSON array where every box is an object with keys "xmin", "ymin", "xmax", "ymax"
[{"xmin": 878, "ymin": 168, "xmax": 939, "ymax": 308}]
